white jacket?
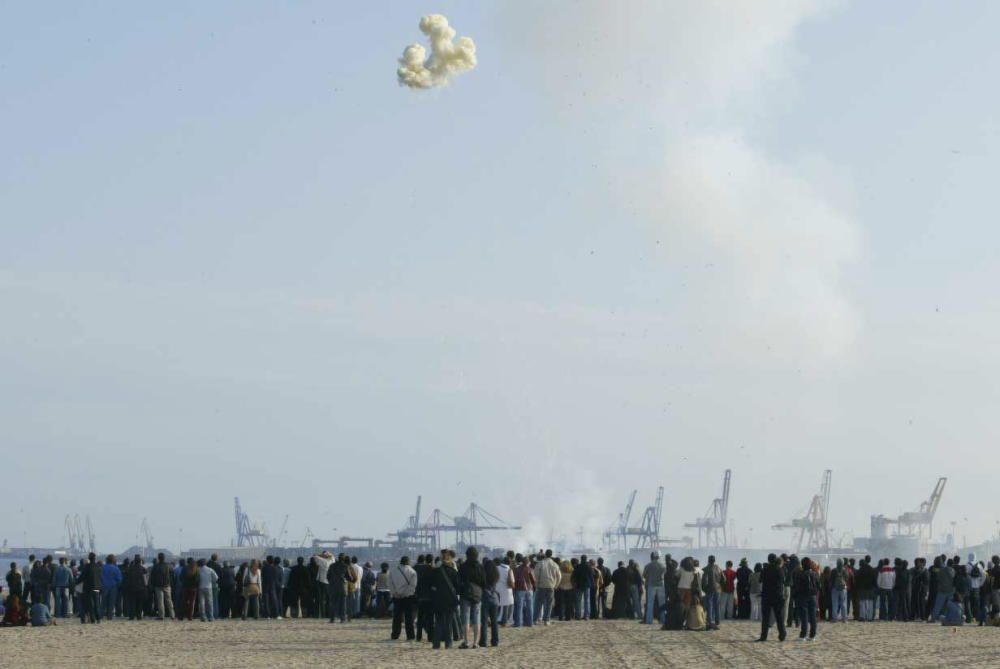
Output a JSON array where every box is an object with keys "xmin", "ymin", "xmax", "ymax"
[{"xmin": 389, "ymin": 564, "xmax": 418, "ymax": 598}]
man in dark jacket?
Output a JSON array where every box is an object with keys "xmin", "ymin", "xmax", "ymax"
[
  {"xmin": 218, "ymin": 562, "xmax": 236, "ymax": 619},
  {"xmin": 597, "ymin": 557, "xmax": 613, "ymax": 619},
  {"xmin": 30, "ymin": 558, "xmax": 53, "ymax": 608},
  {"xmin": 77, "ymin": 553, "xmax": 103, "ymax": 623},
  {"xmin": 894, "ymin": 559, "xmax": 911, "ymax": 621},
  {"xmin": 414, "ymin": 554, "xmax": 434, "ymax": 641},
  {"xmin": 792, "ymin": 557, "xmax": 819, "ymax": 640},
  {"xmin": 260, "ymin": 557, "xmax": 276, "ymax": 619},
  {"xmin": 327, "ymin": 553, "xmax": 353, "ymax": 623},
  {"xmin": 286, "ymin": 557, "xmax": 310, "ymax": 618},
  {"xmin": 432, "ymin": 557, "xmax": 461, "ymax": 649},
  {"xmin": 123, "ymin": 556, "xmax": 148, "ymax": 620},
  {"xmin": 149, "ymin": 553, "xmax": 175, "ymax": 620},
  {"xmin": 910, "ymin": 558, "xmax": 929, "ymax": 621},
  {"xmin": 736, "ymin": 559, "xmax": 753, "ymax": 619},
  {"xmin": 457, "ymin": 547, "xmax": 487, "ymax": 648},
  {"xmin": 757, "ymin": 554, "xmax": 786, "ymax": 642},
  {"xmin": 572, "ymin": 554, "xmax": 595, "ymax": 620}
]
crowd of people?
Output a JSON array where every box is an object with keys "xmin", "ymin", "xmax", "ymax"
[{"xmin": 5, "ymin": 546, "xmax": 1000, "ymax": 648}]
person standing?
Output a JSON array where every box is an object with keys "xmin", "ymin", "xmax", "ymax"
[
  {"xmin": 702, "ymin": 555, "xmax": 724, "ymax": 630},
  {"xmin": 100, "ymin": 555, "xmax": 122, "ymax": 621},
  {"xmin": 414, "ymin": 554, "xmax": 435, "ymax": 641},
  {"xmin": 311, "ymin": 552, "xmax": 333, "ymax": 619},
  {"xmin": 749, "ymin": 563, "xmax": 762, "ymax": 621},
  {"xmin": 349, "ymin": 557, "xmax": 364, "ymax": 617},
  {"xmin": 855, "ymin": 556, "xmax": 877, "ymax": 621},
  {"xmin": 597, "ymin": 557, "xmax": 613, "ymax": 619},
  {"xmin": 124, "ymin": 555, "xmax": 148, "ymax": 620},
  {"xmin": 876, "ymin": 558, "xmax": 895, "ymax": 620},
  {"xmin": 30, "ymin": 557, "xmax": 53, "ymax": 612},
  {"xmin": 494, "ymin": 555, "xmax": 515, "ymax": 626},
  {"xmin": 572, "ymin": 554, "xmax": 594, "ymax": 620},
  {"xmin": 910, "ymin": 557, "xmax": 929, "ymax": 622},
  {"xmin": 207, "ymin": 554, "xmax": 223, "ymax": 620},
  {"xmin": 196, "ymin": 558, "xmax": 217, "ymax": 621},
  {"xmin": 53, "ymin": 557, "xmax": 73, "ymax": 618},
  {"xmin": 22, "ymin": 555, "xmax": 36, "ymax": 607},
  {"xmin": 736, "ymin": 559, "xmax": 752, "ymax": 619},
  {"xmin": 431, "ymin": 552, "xmax": 460, "ymax": 650},
  {"xmin": 512, "ymin": 555, "xmax": 535, "ymax": 627},
  {"xmin": 628, "ymin": 560, "xmax": 644, "ymax": 620},
  {"xmin": 360, "ymin": 561, "xmax": 377, "ymax": 617},
  {"xmin": 721, "ymin": 560, "xmax": 737, "ymax": 620},
  {"xmin": 219, "ymin": 562, "xmax": 236, "ymax": 619},
  {"xmin": 894, "ymin": 558, "xmax": 911, "ymax": 621},
  {"xmin": 150, "ymin": 553, "xmax": 175, "ymax": 620},
  {"xmin": 532, "ymin": 550, "xmax": 559, "ymax": 625},
  {"xmin": 286, "ymin": 557, "xmax": 309, "ymax": 618},
  {"xmin": 6, "ymin": 562, "xmax": 23, "ymax": 600},
  {"xmin": 457, "ymin": 546, "xmax": 486, "ymax": 649},
  {"xmin": 830, "ymin": 559, "xmax": 849, "ymax": 622},
  {"xmin": 642, "ymin": 552, "xmax": 666, "ymax": 625},
  {"xmin": 756, "ymin": 554, "xmax": 787, "ymax": 642},
  {"xmin": 792, "ymin": 557, "xmax": 819, "ymax": 640},
  {"xmin": 78, "ymin": 552, "xmax": 102, "ymax": 623},
  {"xmin": 479, "ymin": 558, "xmax": 501, "ymax": 647},
  {"xmin": 930, "ymin": 557, "xmax": 955, "ymax": 620},
  {"xmin": 988, "ymin": 556, "xmax": 1000, "ymax": 619},
  {"xmin": 325, "ymin": 554, "xmax": 347, "ymax": 624},
  {"xmin": 242, "ymin": 560, "xmax": 262, "ymax": 620},
  {"xmin": 375, "ymin": 563, "xmax": 393, "ymax": 618},
  {"xmin": 389, "ymin": 555, "xmax": 418, "ymax": 640}
]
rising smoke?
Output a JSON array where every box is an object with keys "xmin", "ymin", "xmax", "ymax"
[{"xmin": 397, "ymin": 14, "xmax": 477, "ymax": 89}]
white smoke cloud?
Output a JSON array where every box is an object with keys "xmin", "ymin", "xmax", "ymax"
[{"xmin": 397, "ymin": 14, "xmax": 477, "ymax": 89}]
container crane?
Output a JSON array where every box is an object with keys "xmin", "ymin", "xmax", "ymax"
[
  {"xmin": 773, "ymin": 470, "xmax": 832, "ymax": 552},
  {"xmin": 685, "ymin": 470, "xmax": 731, "ymax": 548}
]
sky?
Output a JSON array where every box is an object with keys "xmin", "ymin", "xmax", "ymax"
[{"xmin": 2, "ymin": 0, "xmax": 999, "ymax": 554}]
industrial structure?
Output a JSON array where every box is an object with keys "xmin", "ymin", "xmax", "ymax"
[
  {"xmin": 773, "ymin": 469, "xmax": 833, "ymax": 552},
  {"xmin": 234, "ymin": 497, "xmax": 270, "ymax": 548},
  {"xmin": 64, "ymin": 514, "xmax": 95, "ymax": 554},
  {"xmin": 685, "ymin": 470, "xmax": 731, "ymax": 548},
  {"xmin": 3, "ymin": 476, "xmax": 963, "ymax": 566},
  {"xmin": 865, "ymin": 477, "xmax": 947, "ymax": 556},
  {"xmin": 604, "ymin": 487, "xmax": 691, "ymax": 553}
]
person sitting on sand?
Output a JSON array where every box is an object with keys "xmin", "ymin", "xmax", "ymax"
[
  {"xmin": 2, "ymin": 594, "xmax": 28, "ymax": 626},
  {"xmin": 30, "ymin": 600, "xmax": 55, "ymax": 626},
  {"xmin": 941, "ymin": 593, "xmax": 965, "ymax": 627}
]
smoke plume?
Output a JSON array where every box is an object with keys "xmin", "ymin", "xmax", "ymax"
[{"xmin": 397, "ymin": 14, "xmax": 477, "ymax": 89}]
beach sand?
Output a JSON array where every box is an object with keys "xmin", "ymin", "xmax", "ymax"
[{"xmin": 5, "ymin": 617, "xmax": 1000, "ymax": 668}]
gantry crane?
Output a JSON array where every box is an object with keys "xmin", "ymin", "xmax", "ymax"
[
  {"xmin": 234, "ymin": 497, "xmax": 269, "ymax": 547},
  {"xmin": 773, "ymin": 469, "xmax": 832, "ymax": 552},
  {"xmin": 897, "ymin": 477, "xmax": 947, "ymax": 538},
  {"xmin": 685, "ymin": 470, "xmax": 731, "ymax": 548},
  {"xmin": 604, "ymin": 490, "xmax": 638, "ymax": 552}
]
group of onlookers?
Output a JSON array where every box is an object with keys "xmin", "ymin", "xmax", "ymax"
[{"xmin": 6, "ymin": 547, "xmax": 1000, "ymax": 646}]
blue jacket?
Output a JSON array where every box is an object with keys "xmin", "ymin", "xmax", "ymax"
[
  {"xmin": 53, "ymin": 565, "xmax": 73, "ymax": 588},
  {"xmin": 101, "ymin": 563, "xmax": 122, "ymax": 588}
]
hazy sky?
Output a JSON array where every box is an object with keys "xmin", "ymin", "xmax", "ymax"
[{"xmin": 3, "ymin": 1, "xmax": 999, "ymax": 553}]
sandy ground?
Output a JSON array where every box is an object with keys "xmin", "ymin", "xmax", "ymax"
[{"xmin": 4, "ymin": 617, "xmax": 1000, "ymax": 668}]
